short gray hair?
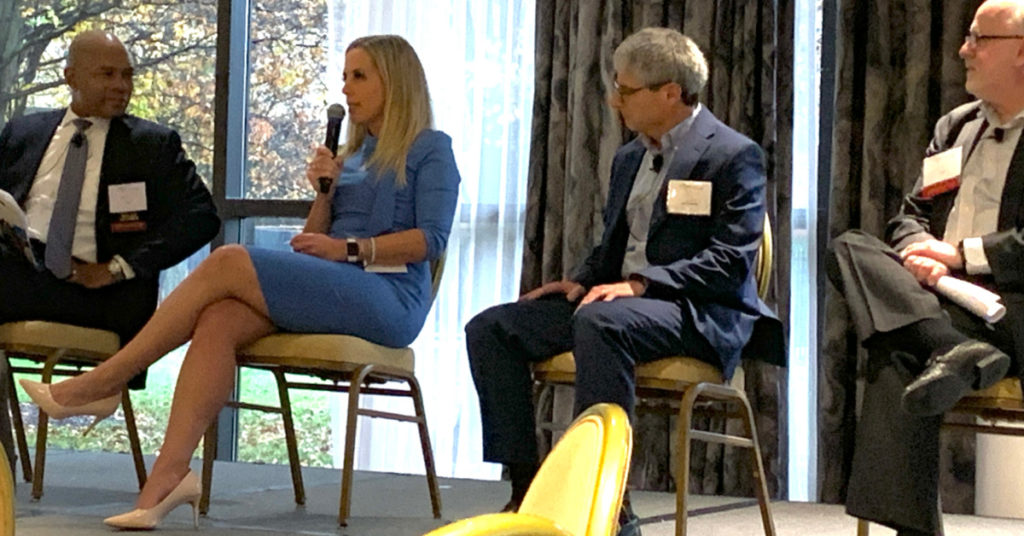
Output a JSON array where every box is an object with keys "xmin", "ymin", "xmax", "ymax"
[{"xmin": 613, "ymin": 28, "xmax": 708, "ymax": 106}]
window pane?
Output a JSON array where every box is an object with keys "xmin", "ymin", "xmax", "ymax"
[
  {"xmin": 7, "ymin": 2, "xmax": 218, "ymax": 188},
  {"xmin": 244, "ymin": 1, "xmax": 328, "ymax": 200}
]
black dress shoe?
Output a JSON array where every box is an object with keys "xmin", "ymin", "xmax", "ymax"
[{"xmin": 902, "ymin": 340, "xmax": 1010, "ymax": 416}]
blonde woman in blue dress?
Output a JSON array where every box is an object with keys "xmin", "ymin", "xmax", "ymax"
[{"xmin": 20, "ymin": 34, "xmax": 460, "ymax": 529}]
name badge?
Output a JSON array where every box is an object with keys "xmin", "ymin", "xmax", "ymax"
[
  {"xmin": 364, "ymin": 263, "xmax": 409, "ymax": 273},
  {"xmin": 666, "ymin": 180, "xmax": 712, "ymax": 216},
  {"xmin": 921, "ymin": 146, "xmax": 961, "ymax": 198},
  {"xmin": 108, "ymin": 182, "xmax": 148, "ymax": 214}
]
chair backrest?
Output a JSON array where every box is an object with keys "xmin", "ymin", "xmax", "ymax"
[
  {"xmin": 430, "ymin": 251, "xmax": 447, "ymax": 303},
  {"xmin": 754, "ymin": 213, "xmax": 773, "ymax": 300},
  {"xmin": 1, "ymin": 447, "xmax": 13, "ymax": 536},
  {"xmin": 519, "ymin": 403, "xmax": 633, "ymax": 536}
]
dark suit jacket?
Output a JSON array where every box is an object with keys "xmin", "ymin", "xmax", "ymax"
[
  {"xmin": 0, "ymin": 109, "xmax": 219, "ymax": 294},
  {"xmin": 571, "ymin": 108, "xmax": 785, "ymax": 372},
  {"xmin": 888, "ymin": 100, "xmax": 1024, "ymax": 376}
]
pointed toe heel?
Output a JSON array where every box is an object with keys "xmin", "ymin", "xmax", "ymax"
[
  {"xmin": 18, "ymin": 378, "xmax": 121, "ymax": 425},
  {"xmin": 104, "ymin": 470, "xmax": 202, "ymax": 530}
]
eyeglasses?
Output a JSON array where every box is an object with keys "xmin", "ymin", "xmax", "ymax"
[
  {"xmin": 612, "ymin": 79, "xmax": 669, "ymax": 97},
  {"xmin": 964, "ymin": 31, "xmax": 1024, "ymax": 47}
]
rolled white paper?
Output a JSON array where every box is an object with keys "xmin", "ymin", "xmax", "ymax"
[{"xmin": 934, "ymin": 276, "xmax": 1006, "ymax": 323}]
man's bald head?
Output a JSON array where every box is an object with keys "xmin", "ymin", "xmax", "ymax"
[
  {"xmin": 980, "ymin": 0, "xmax": 1024, "ymax": 31},
  {"xmin": 64, "ymin": 31, "xmax": 134, "ymax": 118}
]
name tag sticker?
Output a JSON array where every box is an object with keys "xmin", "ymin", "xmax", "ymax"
[
  {"xmin": 666, "ymin": 180, "xmax": 712, "ymax": 216},
  {"xmin": 108, "ymin": 182, "xmax": 148, "ymax": 213},
  {"xmin": 921, "ymin": 146, "xmax": 962, "ymax": 198}
]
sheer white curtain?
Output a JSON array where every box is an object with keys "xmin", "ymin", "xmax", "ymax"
[{"xmin": 324, "ymin": 0, "xmax": 535, "ymax": 480}]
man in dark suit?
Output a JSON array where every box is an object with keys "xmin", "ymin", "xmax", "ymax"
[
  {"xmin": 0, "ymin": 30, "xmax": 219, "ymax": 350},
  {"xmin": 828, "ymin": 1, "xmax": 1024, "ymax": 534},
  {"xmin": 465, "ymin": 27, "xmax": 784, "ymax": 535}
]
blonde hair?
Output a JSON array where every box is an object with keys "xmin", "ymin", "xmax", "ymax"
[{"xmin": 340, "ymin": 35, "xmax": 433, "ymax": 186}]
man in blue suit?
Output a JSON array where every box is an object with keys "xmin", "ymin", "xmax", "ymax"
[
  {"xmin": 0, "ymin": 30, "xmax": 219, "ymax": 355},
  {"xmin": 465, "ymin": 27, "xmax": 784, "ymax": 535}
]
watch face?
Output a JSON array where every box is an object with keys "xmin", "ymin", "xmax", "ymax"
[{"xmin": 347, "ymin": 240, "xmax": 359, "ymax": 257}]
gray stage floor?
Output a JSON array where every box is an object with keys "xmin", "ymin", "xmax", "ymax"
[{"xmin": 9, "ymin": 450, "xmax": 1024, "ymax": 535}]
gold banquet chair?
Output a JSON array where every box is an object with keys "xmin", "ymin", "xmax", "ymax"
[
  {"xmin": 532, "ymin": 214, "xmax": 776, "ymax": 536},
  {"xmin": 0, "ymin": 321, "xmax": 146, "ymax": 500},
  {"xmin": 855, "ymin": 378, "xmax": 1024, "ymax": 536},
  {"xmin": 200, "ymin": 256, "xmax": 447, "ymax": 526},
  {"xmin": 425, "ymin": 403, "xmax": 633, "ymax": 536},
  {"xmin": 1, "ymin": 445, "xmax": 13, "ymax": 536}
]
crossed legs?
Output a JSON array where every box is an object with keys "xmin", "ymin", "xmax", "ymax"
[{"xmin": 46, "ymin": 245, "xmax": 275, "ymax": 509}]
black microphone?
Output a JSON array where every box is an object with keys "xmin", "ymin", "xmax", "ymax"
[
  {"xmin": 993, "ymin": 128, "xmax": 1005, "ymax": 143},
  {"xmin": 651, "ymin": 154, "xmax": 664, "ymax": 173},
  {"xmin": 319, "ymin": 103, "xmax": 346, "ymax": 193}
]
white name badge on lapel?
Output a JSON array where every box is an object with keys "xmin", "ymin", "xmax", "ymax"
[
  {"xmin": 920, "ymin": 146, "xmax": 962, "ymax": 198},
  {"xmin": 108, "ymin": 182, "xmax": 148, "ymax": 213},
  {"xmin": 666, "ymin": 180, "xmax": 712, "ymax": 216}
]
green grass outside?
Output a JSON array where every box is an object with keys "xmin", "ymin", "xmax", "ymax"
[{"xmin": 9, "ymin": 347, "xmax": 335, "ymax": 468}]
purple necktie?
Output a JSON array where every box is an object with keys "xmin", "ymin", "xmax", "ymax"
[{"xmin": 45, "ymin": 118, "xmax": 92, "ymax": 279}]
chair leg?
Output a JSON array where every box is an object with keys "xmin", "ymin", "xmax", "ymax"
[
  {"xmin": 120, "ymin": 389, "xmax": 147, "ymax": 490},
  {"xmin": 200, "ymin": 417, "xmax": 218, "ymax": 515},
  {"xmin": 338, "ymin": 365, "xmax": 372, "ymax": 526},
  {"xmin": 856, "ymin": 519, "xmax": 870, "ymax": 536},
  {"xmin": 30, "ymin": 353, "xmax": 63, "ymax": 500},
  {"xmin": 405, "ymin": 373, "xmax": 442, "ymax": 519},
  {"xmin": 533, "ymin": 382, "xmax": 555, "ymax": 453},
  {"xmin": 272, "ymin": 369, "xmax": 305, "ymax": 506},
  {"xmin": 734, "ymin": 389, "xmax": 776, "ymax": 536},
  {"xmin": 674, "ymin": 385, "xmax": 701, "ymax": 536},
  {"xmin": 5, "ymin": 365, "xmax": 32, "ymax": 482}
]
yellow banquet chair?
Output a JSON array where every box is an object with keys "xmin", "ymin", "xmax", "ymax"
[
  {"xmin": 1, "ymin": 445, "xmax": 13, "ymax": 536},
  {"xmin": 0, "ymin": 321, "xmax": 147, "ymax": 500},
  {"xmin": 200, "ymin": 254, "xmax": 447, "ymax": 526},
  {"xmin": 532, "ymin": 214, "xmax": 776, "ymax": 536},
  {"xmin": 424, "ymin": 402, "xmax": 633, "ymax": 536},
  {"xmin": 855, "ymin": 378, "xmax": 1024, "ymax": 535}
]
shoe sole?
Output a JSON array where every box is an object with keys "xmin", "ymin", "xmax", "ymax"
[
  {"xmin": 902, "ymin": 353, "xmax": 1010, "ymax": 416},
  {"xmin": 973, "ymin": 352, "xmax": 1010, "ymax": 391}
]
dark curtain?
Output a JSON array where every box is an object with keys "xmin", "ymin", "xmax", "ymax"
[
  {"xmin": 818, "ymin": 0, "xmax": 980, "ymax": 513},
  {"xmin": 525, "ymin": 0, "xmax": 793, "ymax": 498}
]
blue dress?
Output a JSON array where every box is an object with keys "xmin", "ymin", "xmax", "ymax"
[{"xmin": 246, "ymin": 130, "xmax": 460, "ymax": 347}]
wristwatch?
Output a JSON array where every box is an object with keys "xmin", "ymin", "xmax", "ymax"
[
  {"xmin": 346, "ymin": 238, "xmax": 360, "ymax": 263},
  {"xmin": 107, "ymin": 259, "xmax": 126, "ymax": 282}
]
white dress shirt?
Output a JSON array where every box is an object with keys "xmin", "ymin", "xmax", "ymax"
[
  {"xmin": 943, "ymin": 104, "xmax": 1024, "ymax": 274},
  {"xmin": 24, "ymin": 108, "xmax": 110, "ymax": 264}
]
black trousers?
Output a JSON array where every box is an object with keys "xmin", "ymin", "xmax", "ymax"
[
  {"xmin": 828, "ymin": 230, "xmax": 1017, "ymax": 534},
  {"xmin": 0, "ymin": 255, "xmax": 156, "ymax": 385},
  {"xmin": 465, "ymin": 293, "xmax": 719, "ymax": 466}
]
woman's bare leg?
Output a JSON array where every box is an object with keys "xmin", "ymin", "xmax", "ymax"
[
  {"xmin": 135, "ymin": 297, "xmax": 273, "ymax": 509},
  {"xmin": 50, "ymin": 245, "xmax": 270, "ymax": 406}
]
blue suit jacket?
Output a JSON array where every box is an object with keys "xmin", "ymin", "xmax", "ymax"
[
  {"xmin": 0, "ymin": 109, "xmax": 220, "ymax": 283},
  {"xmin": 572, "ymin": 109, "xmax": 785, "ymax": 371}
]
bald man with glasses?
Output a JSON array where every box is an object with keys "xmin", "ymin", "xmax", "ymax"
[{"xmin": 827, "ymin": 1, "xmax": 1024, "ymax": 534}]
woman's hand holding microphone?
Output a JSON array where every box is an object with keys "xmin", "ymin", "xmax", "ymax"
[
  {"xmin": 296, "ymin": 144, "xmax": 348, "ymax": 261},
  {"xmin": 305, "ymin": 145, "xmax": 344, "ymax": 196}
]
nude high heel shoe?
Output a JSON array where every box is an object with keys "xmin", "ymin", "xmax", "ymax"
[
  {"xmin": 18, "ymin": 379, "xmax": 121, "ymax": 436},
  {"xmin": 104, "ymin": 470, "xmax": 202, "ymax": 530}
]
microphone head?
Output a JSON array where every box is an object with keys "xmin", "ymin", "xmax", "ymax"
[{"xmin": 327, "ymin": 103, "xmax": 346, "ymax": 120}]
